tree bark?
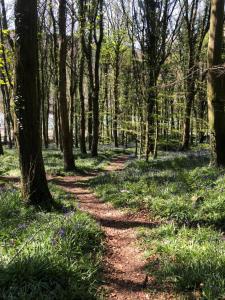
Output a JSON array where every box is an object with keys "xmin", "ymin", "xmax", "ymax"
[
  {"xmin": 113, "ymin": 50, "xmax": 120, "ymax": 148},
  {"xmin": 14, "ymin": 0, "xmax": 53, "ymax": 208},
  {"xmin": 0, "ymin": 132, "xmax": 3, "ymax": 155},
  {"xmin": 79, "ymin": 53, "xmax": 87, "ymax": 154},
  {"xmin": 207, "ymin": 0, "xmax": 225, "ymax": 167},
  {"xmin": 58, "ymin": 0, "xmax": 75, "ymax": 171}
]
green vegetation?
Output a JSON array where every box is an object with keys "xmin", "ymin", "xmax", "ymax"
[
  {"xmin": 0, "ymin": 186, "xmax": 104, "ymax": 299},
  {"xmin": 92, "ymin": 150, "xmax": 225, "ymax": 227},
  {"xmin": 91, "ymin": 149, "xmax": 225, "ymax": 298},
  {"xmin": 0, "ymin": 147, "xmax": 129, "ymax": 177},
  {"xmin": 139, "ymin": 225, "xmax": 225, "ymax": 299}
]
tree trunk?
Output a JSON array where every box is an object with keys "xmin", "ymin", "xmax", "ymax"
[
  {"xmin": 79, "ymin": 53, "xmax": 87, "ymax": 154},
  {"xmin": 181, "ymin": 50, "xmax": 196, "ymax": 150},
  {"xmin": 146, "ymin": 76, "xmax": 157, "ymax": 161},
  {"xmin": 91, "ymin": 0, "xmax": 104, "ymax": 157},
  {"xmin": 113, "ymin": 51, "xmax": 120, "ymax": 148},
  {"xmin": 14, "ymin": 0, "xmax": 53, "ymax": 208},
  {"xmin": 207, "ymin": 0, "xmax": 225, "ymax": 167},
  {"xmin": 0, "ymin": 132, "xmax": 3, "ymax": 155},
  {"xmin": 58, "ymin": 0, "xmax": 75, "ymax": 171}
]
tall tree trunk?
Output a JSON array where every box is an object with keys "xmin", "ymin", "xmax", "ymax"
[
  {"xmin": 58, "ymin": 0, "xmax": 75, "ymax": 171},
  {"xmin": 207, "ymin": 0, "xmax": 225, "ymax": 166},
  {"xmin": 49, "ymin": 0, "xmax": 59, "ymax": 149},
  {"xmin": 146, "ymin": 76, "xmax": 157, "ymax": 161},
  {"xmin": 91, "ymin": 0, "xmax": 104, "ymax": 157},
  {"xmin": 113, "ymin": 51, "xmax": 120, "ymax": 148},
  {"xmin": 79, "ymin": 53, "xmax": 87, "ymax": 154},
  {"xmin": 14, "ymin": 0, "xmax": 53, "ymax": 208},
  {"xmin": 181, "ymin": 50, "xmax": 196, "ymax": 150},
  {"xmin": 104, "ymin": 64, "xmax": 110, "ymax": 141},
  {"xmin": 88, "ymin": 89, "xmax": 93, "ymax": 150},
  {"xmin": 0, "ymin": 132, "xmax": 3, "ymax": 155}
]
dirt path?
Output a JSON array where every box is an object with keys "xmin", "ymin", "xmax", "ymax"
[{"xmin": 53, "ymin": 156, "xmax": 171, "ymax": 300}]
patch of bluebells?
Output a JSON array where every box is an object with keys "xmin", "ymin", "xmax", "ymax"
[
  {"xmin": 58, "ymin": 228, "xmax": 66, "ymax": 238},
  {"xmin": 64, "ymin": 211, "xmax": 76, "ymax": 218},
  {"xmin": 51, "ymin": 227, "xmax": 66, "ymax": 246},
  {"xmin": 0, "ymin": 186, "xmax": 6, "ymax": 192},
  {"xmin": 18, "ymin": 223, "xmax": 27, "ymax": 230}
]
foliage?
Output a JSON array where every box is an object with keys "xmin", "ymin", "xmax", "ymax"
[
  {"xmin": 0, "ymin": 146, "xmax": 130, "ymax": 177},
  {"xmin": 139, "ymin": 224, "xmax": 225, "ymax": 299},
  {"xmin": 90, "ymin": 148, "xmax": 225, "ymax": 298},
  {"xmin": 91, "ymin": 149, "xmax": 225, "ymax": 227},
  {"xmin": 0, "ymin": 186, "xmax": 104, "ymax": 300}
]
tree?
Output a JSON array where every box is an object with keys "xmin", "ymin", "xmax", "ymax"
[
  {"xmin": 180, "ymin": 0, "xmax": 210, "ymax": 150},
  {"xmin": 58, "ymin": 0, "xmax": 75, "ymax": 170},
  {"xmin": 131, "ymin": 0, "xmax": 180, "ymax": 160},
  {"xmin": 207, "ymin": 0, "xmax": 225, "ymax": 166},
  {"xmin": 14, "ymin": 0, "xmax": 53, "ymax": 208},
  {"xmin": 0, "ymin": 132, "xmax": 3, "ymax": 155},
  {"xmin": 0, "ymin": 0, "xmax": 14, "ymax": 148},
  {"xmin": 80, "ymin": 0, "xmax": 104, "ymax": 157}
]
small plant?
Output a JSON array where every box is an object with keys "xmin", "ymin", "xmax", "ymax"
[
  {"xmin": 0, "ymin": 187, "xmax": 104, "ymax": 299},
  {"xmin": 140, "ymin": 224, "xmax": 225, "ymax": 299}
]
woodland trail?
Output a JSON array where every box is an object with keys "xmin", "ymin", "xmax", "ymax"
[{"xmin": 53, "ymin": 156, "xmax": 174, "ymax": 300}]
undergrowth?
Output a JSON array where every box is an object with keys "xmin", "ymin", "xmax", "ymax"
[
  {"xmin": 91, "ymin": 149, "xmax": 225, "ymax": 299},
  {"xmin": 0, "ymin": 146, "xmax": 129, "ymax": 177},
  {"xmin": 139, "ymin": 224, "xmax": 225, "ymax": 299},
  {"xmin": 0, "ymin": 186, "xmax": 104, "ymax": 300}
]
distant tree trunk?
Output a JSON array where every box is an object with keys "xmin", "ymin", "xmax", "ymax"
[
  {"xmin": 79, "ymin": 0, "xmax": 103, "ymax": 156},
  {"xmin": 113, "ymin": 49, "xmax": 120, "ymax": 148},
  {"xmin": 88, "ymin": 89, "xmax": 93, "ymax": 150},
  {"xmin": 0, "ymin": 0, "xmax": 14, "ymax": 51},
  {"xmin": 181, "ymin": 0, "xmax": 210, "ymax": 150},
  {"xmin": 0, "ymin": 2, "xmax": 14, "ymax": 148},
  {"xmin": 58, "ymin": 0, "xmax": 75, "ymax": 171},
  {"xmin": 0, "ymin": 132, "xmax": 3, "ymax": 155},
  {"xmin": 14, "ymin": 0, "xmax": 53, "ymax": 208},
  {"xmin": 104, "ymin": 63, "xmax": 110, "ymax": 141},
  {"xmin": 79, "ymin": 8, "xmax": 87, "ymax": 155},
  {"xmin": 1, "ymin": 85, "xmax": 12, "ymax": 148},
  {"xmin": 181, "ymin": 50, "xmax": 196, "ymax": 150},
  {"xmin": 49, "ymin": 0, "xmax": 59, "ymax": 148},
  {"xmin": 91, "ymin": 0, "xmax": 104, "ymax": 157},
  {"xmin": 79, "ymin": 53, "xmax": 87, "ymax": 154},
  {"xmin": 207, "ymin": 0, "xmax": 225, "ymax": 167},
  {"xmin": 69, "ymin": 9, "xmax": 77, "ymax": 148}
]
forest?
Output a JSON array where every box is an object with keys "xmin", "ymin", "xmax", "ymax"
[{"xmin": 0, "ymin": 0, "xmax": 225, "ymax": 299}]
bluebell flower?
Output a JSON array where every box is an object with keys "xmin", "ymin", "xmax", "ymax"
[
  {"xmin": 51, "ymin": 239, "xmax": 57, "ymax": 246},
  {"xmin": 58, "ymin": 228, "xmax": 66, "ymax": 237},
  {"xmin": 18, "ymin": 223, "xmax": 26, "ymax": 230}
]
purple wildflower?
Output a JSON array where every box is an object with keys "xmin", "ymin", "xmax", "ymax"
[
  {"xmin": 51, "ymin": 239, "xmax": 57, "ymax": 246},
  {"xmin": 58, "ymin": 228, "xmax": 66, "ymax": 238},
  {"xmin": 18, "ymin": 223, "xmax": 27, "ymax": 230}
]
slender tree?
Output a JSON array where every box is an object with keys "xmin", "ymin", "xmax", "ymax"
[
  {"xmin": 0, "ymin": 132, "xmax": 3, "ymax": 155},
  {"xmin": 180, "ymin": 0, "xmax": 210, "ymax": 150},
  {"xmin": 58, "ymin": 0, "xmax": 75, "ymax": 170},
  {"xmin": 80, "ymin": 0, "xmax": 104, "ymax": 157}
]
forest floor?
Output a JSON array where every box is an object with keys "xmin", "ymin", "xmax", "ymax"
[
  {"xmin": 2, "ymin": 147, "xmax": 225, "ymax": 299},
  {"xmin": 53, "ymin": 155, "xmax": 176, "ymax": 300}
]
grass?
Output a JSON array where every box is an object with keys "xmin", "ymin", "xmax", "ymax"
[
  {"xmin": 91, "ymin": 150, "xmax": 225, "ymax": 227},
  {"xmin": 2, "ymin": 144, "xmax": 225, "ymax": 298},
  {"xmin": 0, "ymin": 145, "xmax": 131, "ymax": 299},
  {"xmin": 90, "ymin": 148, "xmax": 225, "ymax": 299},
  {"xmin": 0, "ymin": 146, "xmax": 130, "ymax": 177},
  {"xmin": 0, "ymin": 186, "xmax": 104, "ymax": 299},
  {"xmin": 139, "ymin": 225, "xmax": 225, "ymax": 299}
]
